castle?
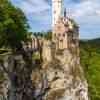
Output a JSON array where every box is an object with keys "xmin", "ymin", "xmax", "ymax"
[
  {"xmin": 52, "ymin": 0, "xmax": 79, "ymax": 51},
  {"xmin": 40, "ymin": 1, "xmax": 88, "ymax": 100},
  {"xmin": 25, "ymin": 0, "xmax": 79, "ymax": 52},
  {"xmin": 0, "ymin": 0, "xmax": 89, "ymax": 100}
]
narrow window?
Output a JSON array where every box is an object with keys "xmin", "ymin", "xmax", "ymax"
[
  {"xmin": 58, "ymin": 33, "xmax": 61, "ymax": 37},
  {"xmin": 63, "ymin": 33, "xmax": 65, "ymax": 37}
]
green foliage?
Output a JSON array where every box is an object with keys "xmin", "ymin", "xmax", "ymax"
[
  {"xmin": 33, "ymin": 32, "xmax": 44, "ymax": 37},
  {"xmin": 44, "ymin": 30, "xmax": 52, "ymax": 40},
  {"xmin": 80, "ymin": 38, "xmax": 100, "ymax": 100},
  {"xmin": 33, "ymin": 30, "xmax": 52, "ymax": 40},
  {"xmin": 32, "ymin": 51, "xmax": 40, "ymax": 60},
  {"xmin": 0, "ymin": 0, "xmax": 28, "ymax": 50}
]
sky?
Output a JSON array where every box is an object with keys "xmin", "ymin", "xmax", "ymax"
[{"xmin": 10, "ymin": 0, "xmax": 100, "ymax": 39}]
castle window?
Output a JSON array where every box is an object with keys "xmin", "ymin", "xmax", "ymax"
[
  {"xmin": 54, "ymin": 10, "xmax": 56, "ymax": 14},
  {"xmin": 60, "ymin": 40, "xmax": 63, "ymax": 42},
  {"xmin": 63, "ymin": 33, "xmax": 65, "ymax": 37},
  {"xmin": 58, "ymin": 33, "xmax": 61, "ymax": 37}
]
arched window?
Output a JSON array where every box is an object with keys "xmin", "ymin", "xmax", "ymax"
[
  {"xmin": 63, "ymin": 33, "xmax": 65, "ymax": 37},
  {"xmin": 58, "ymin": 33, "xmax": 61, "ymax": 37}
]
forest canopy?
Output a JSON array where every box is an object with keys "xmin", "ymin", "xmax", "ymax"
[{"xmin": 0, "ymin": 0, "xmax": 29, "ymax": 50}]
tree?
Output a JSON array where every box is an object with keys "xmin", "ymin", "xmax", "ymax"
[
  {"xmin": 0, "ymin": 1, "xmax": 36, "ymax": 100},
  {"xmin": 80, "ymin": 39, "xmax": 100, "ymax": 100},
  {"xmin": 0, "ymin": 0, "xmax": 29, "ymax": 51},
  {"xmin": 44, "ymin": 30, "xmax": 52, "ymax": 40}
]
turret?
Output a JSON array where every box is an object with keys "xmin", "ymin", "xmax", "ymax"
[
  {"xmin": 52, "ymin": 0, "xmax": 62, "ymax": 33},
  {"xmin": 52, "ymin": 0, "xmax": 62, "ymax": 27}
]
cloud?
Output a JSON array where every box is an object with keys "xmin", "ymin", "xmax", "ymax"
[
  {"xmin": 64, "ymin": 0, "xmax": 100, "ymax": 17},
  {"xmin": 64, "ymin": 0, "xmax": 100, "ymax": 39},
  {"xmin": 11, "ymin": 0, "xmax": 52, "ymax": 31},
  {"xmin": 11, "ymin": 0, "xmax": 100, "ymax": 39},
  {"xmin": 95, "ymin": 10, "xmax": 100, "ymax": 16},
  {"xmin": 19, "ymin": 0, "xmax": 51, "ymax": 14}
]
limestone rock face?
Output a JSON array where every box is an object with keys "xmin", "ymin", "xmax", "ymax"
[
  {"xmin": 42, "ymin": 40, "xmax": 52, "ymax": 63},
  {"xmin": 40, "ymin": 41, "xmax": 89, "ymax": 100},
  {"xmin": 0, "ymin": 54, "xmax": 35, "ymax": 100},
  {"xmin": 0, "ymin": 77, "xmax": 9, "ymax": 100}
]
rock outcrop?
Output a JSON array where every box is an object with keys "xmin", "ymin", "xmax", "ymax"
[
  {"xmin": 31, "ymin": 38, "xmax": 88, "ymax": 100},
  {"xmin": 41, "ymin": 40, "xmax": 88, "ymax": 100},
  {"xmin": 0, "ymin": 53, "xmax": 35, "ymax": 100},
  {"xmin": 39, "ymin": 11, "xmax": 89, "ymax": 99}
]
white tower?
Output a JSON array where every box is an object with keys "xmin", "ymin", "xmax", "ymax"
[{"xmin": 52, "ymin": 0, "xmax": 62, "ymax": 28}]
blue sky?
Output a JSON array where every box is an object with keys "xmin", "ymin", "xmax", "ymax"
[{"xmin": 10, "ymin": 0, "xmax": 100, "ymax": 39}]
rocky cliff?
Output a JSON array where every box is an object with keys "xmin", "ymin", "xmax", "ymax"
[
  {"xmin": 0, "ymin": 41, "xmax": 89, "ymax": 100},
  {"xmin": 31, "ymin": 40, "xmax": 89, "ymax": 100},
  {"xmin": 45, "ymin": 41, "xmax": 88, "ymax": 100}
]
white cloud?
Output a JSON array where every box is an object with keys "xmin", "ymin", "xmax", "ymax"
[
  {"xmin": 95, "ymin": 10, "xmax": 100, "ymax": 16},
  {"xmin": 66, "ymin": 0, "xmax": 100, "ymax": 18},
  {"xmin": 11, "ymin": 0, "xmax": 100, "ymax": 38},
  {"xmin": 19, "ymin": 0, "xmax": 51, "ymax": 15},
  {"xmin": 63, "ymin": 0, "xmax": 100, "ymax": 39}
]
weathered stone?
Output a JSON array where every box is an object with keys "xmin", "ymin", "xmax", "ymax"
[
  {"xmin": 33, "ymin": 39, "xmax": 87, "ymax": 100},
  {"xmin": 37, "ymin": 15, "xmax": 89, "ymax": 99},
  {"xmin": 42, "ymin": 40, "xmax": 52, "ymax": 69},
  {"xmin": 0, "ymin": 54, "xmax": 35, "ymax": 100}
]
